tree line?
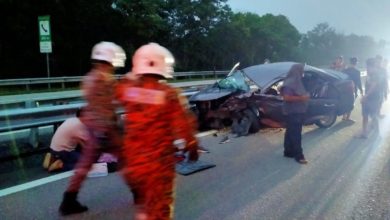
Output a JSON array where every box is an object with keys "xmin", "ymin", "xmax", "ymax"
[{"xmin": 0, "ymin": 0, "xmax": 387, "ymax": 79}]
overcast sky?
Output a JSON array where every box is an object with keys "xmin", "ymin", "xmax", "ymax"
[{"xmin": 227, "ymin": 0, "xmax": 390, "ymax": 42}]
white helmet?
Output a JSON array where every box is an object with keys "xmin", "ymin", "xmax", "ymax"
[
  {"xmin": 131, "ymin": 42, "xmax": 175, "ymax": 79},
  {"xmin": 91, "ymin": 41, "xmax": 127, "ymax": 67}
]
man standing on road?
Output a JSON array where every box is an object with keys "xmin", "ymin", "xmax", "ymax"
[
  {"xmin": 116, "ymin": 43, "xmax": 199, "ymax": 220},
  {"xmin": 342, "ymin": 57, "xmax": 363, "ymax": 121},
  {"xmin": 356, "ymin": 58, "xmax": 382, "ymax": 138},
  {"xmin": 375, "ymin": 55, "xmax": 388, "ymax": 117},
  {"xmin": 59, "ymin": 42, "xmax": 126, "ymax": 215},
  {"xmin": 281, "ymin": 63, "xmax": 309, "ymax": 164}
]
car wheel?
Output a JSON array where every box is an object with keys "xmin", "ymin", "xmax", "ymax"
[
  {"xmin": 314, "ymin": 110, "xmax": 337, "ymax": 128},
  {"xmin": 243, "ymin": 108, "xmax": 261, "ymax": 133}
]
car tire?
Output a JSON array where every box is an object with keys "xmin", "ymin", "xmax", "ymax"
[
  {"xmin": 314, "ymin": 110, "xmax": 337, "ymax": 128},
  {"xmin": 243, "ymin": 108, "xmax": 261, "ymax": 133}
]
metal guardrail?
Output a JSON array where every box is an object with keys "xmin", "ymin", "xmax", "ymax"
[
  {"xmin": 0, "ymin": 103, "xmax": 82, "ymax": 132},
  {"xmin": 0, "ymin": 80, "xmax": 218, "ymax": 109},
  {"xmin": 0, "ymin": 103, "xmax": 83, "ymax": 148},
  {"xmin": 0, "ymin": 75, "xmax": 221, "ymax": 157},
  {"xmin": 0, "ymin": 76, "xmax": 82, "ymax": 90},
  {"xmin": 0, "ymin": 71, "xmax": 228, "ymax": 91},
  {"xmin": 0, "ymin": 89, "xmax": 201, "ymax": 148},
  {"xmin": 0, "ymin": 90, "xmax": 199, "ymax": 130}
]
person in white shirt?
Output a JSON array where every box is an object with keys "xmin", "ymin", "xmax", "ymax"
[{"xmin": 43, "ymin": 108, "xmax": 89, "ymax": 171}]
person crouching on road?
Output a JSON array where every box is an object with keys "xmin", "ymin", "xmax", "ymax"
[
  {"xmin": 43, "ymin": 108, "xmax": 88, "ymax": 172},
  {"xmin": 281, "ymin": 63, "xmax": 309, "ymax": 164},
  {"xmin": 116, "ymin": 43, "xmax": 199, "ymax": 220},
  {"xmin": 59, "ymin": 42, "xmax": 126, "ymax": 216}
]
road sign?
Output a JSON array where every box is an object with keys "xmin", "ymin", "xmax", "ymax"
[
  {"xmin": 38, "ymin": 16, "xmax": 52, "ymax": 53},
  {"xmin": 38, "ymin": 15, "xmax": 52, "ymax": 86}
]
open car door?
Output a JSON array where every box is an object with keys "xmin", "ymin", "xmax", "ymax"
[
  {"xmin": 303, "ymin": 71, "xmax": 338, "ymax": 127},
  {"xmin": 250, "ymin": 79, "xmax": 285, "ymax": 127}
]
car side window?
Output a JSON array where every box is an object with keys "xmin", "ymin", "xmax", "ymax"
[
  {"xmin": 303, "ymin": 72, "xmax": 328, "ymax": 98},
  {"xmin": 264, "ymin": 80, "xmax": 283, "ymax": 96}
]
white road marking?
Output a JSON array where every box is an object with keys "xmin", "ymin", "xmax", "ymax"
[
  {"xmin": 0, "ymin": 130, "xmax": 217, "ymax": 197},
  {"xmin": 196, "ymin": 130, "xmax": 217, "ymax": 138},
  {"xmin": 0, "ymin": 171, "xmax": 74, "ymax": 197}
]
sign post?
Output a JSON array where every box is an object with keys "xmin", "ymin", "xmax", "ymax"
[{"xmin": 38, "ymin": 15, "xmax": 52, "ymax": 88}]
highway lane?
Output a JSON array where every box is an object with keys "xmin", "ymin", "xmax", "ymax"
[
  {"xmin": 0, "ymin": 126, "xmax": 53, "ymax": 189},
  {"xmin": 1, "ymin": 98, "xmax": 390, "ymax": 219}
]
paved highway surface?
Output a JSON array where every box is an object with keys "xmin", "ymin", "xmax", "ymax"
[{"xmin": 0, "ymin": 97, "xmax": 390, "ymax": 219}]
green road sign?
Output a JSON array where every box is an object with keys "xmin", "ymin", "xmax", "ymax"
[{"xmin": 38, "ymin": 15, "xmax": 52, "ymax": 53}]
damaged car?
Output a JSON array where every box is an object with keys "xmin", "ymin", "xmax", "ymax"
[{"xmin": 189, "ymin": 62, "xmax": 355, "ymax": 133}]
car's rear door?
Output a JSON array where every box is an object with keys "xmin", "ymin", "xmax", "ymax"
[
  {"xmin": 303, "ymin": 72, "xmax": 338, "ymax": 121},
  {"xmin": 253, "ymin": 94, "xmax": 284, "ymax": 122},
  {"xmin": 320, "ymin": 68, "xmax": 355, "ymax": 114},
  {"xmin": 306, "ymin": 96, "xmax": 337, "ymax": 119},
  {"xmin": 331, "ymin": 80, "xmax": 355, "ymax": 114},
  {"xmin": 251, "ymin": 79, "xmax": 285, "ymax": 123}
]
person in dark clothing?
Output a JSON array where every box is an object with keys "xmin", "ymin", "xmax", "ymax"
[
  {"xmin": 343, "ymin": 57, "xmax": 363, "ymax": 97},
  {"xmin": 281, "ymin": 63, "xmax": 309, "ymax": 164},
  {"xmin": 356, "ymin": 58, "xmax": 382, "ymax": 138},
  {"xmin": 59, "ymin": 42, "xmax": 126, "ymax": 216},
  {"xmin": 342, "ymin": 57, "xmax": 362, "ymax": 121}
]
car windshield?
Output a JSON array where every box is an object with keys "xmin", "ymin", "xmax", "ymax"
[{"xmin": 217, "ymin": 70, "xmax": 250, "ymax": 92}]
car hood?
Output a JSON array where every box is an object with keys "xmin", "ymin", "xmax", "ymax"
[
  {"xmin": 189, "ymin": 84, "xmax": 235, "ymax": 102},
  {"xmin": 241, "ymin": 62, "xmax": 324, "ymax": 88}
]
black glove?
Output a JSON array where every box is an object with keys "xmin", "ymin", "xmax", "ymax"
[{"xmin": 187, "ymin": 148, "xmax": 199, "ymax": 162}]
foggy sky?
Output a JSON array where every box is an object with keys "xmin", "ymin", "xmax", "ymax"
[{"xmin": 228, "ymin": 0, "xmax": 390, "ymax": 42}]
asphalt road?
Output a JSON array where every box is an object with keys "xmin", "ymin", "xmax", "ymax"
[{"xmin": 1, "ymin": 98, "xmax": 390, "ymax": 219}]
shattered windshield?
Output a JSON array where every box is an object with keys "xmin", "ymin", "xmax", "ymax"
[{"xmin": 217, "ymin": 70, "xmax": 250, "ymax": 92}]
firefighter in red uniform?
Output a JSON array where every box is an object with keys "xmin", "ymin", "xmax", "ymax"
[
  {"xmin": 116, "ymin": 43, "xmax": 199, "ymax": 220},
  {"xmin": 59, "ymin": 42, "xmax": 126, "ymax": 215}
]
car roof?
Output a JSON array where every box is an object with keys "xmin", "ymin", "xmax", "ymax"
[
  {"xmin": 241, "ymin": 62, "xmax": 335, "ymax": 88},
  {"xmin": 321, "ymin": 68, "xmax": 349, "ymax": 80}
]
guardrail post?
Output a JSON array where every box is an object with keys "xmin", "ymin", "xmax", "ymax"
[{"xmin": 25, "ymin": 100, "xmax": 40, "ymax": 148}]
